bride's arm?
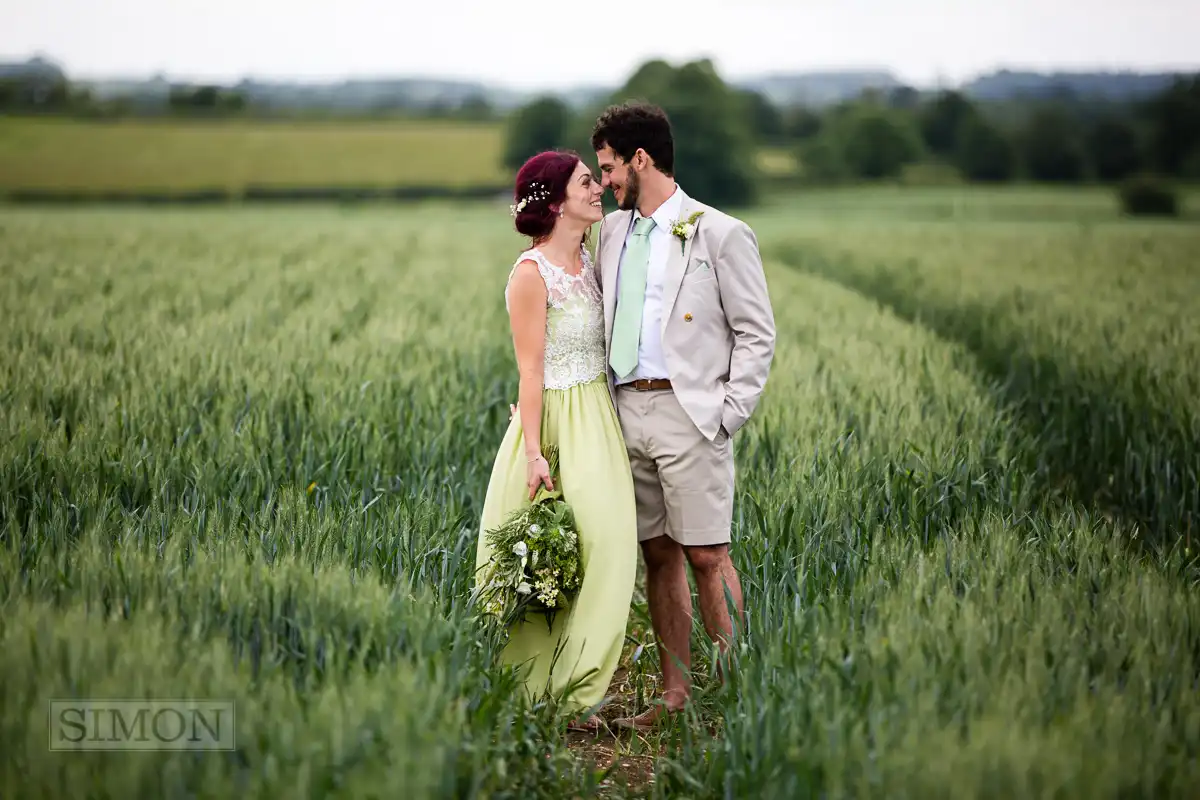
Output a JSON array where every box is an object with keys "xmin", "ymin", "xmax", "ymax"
[{"xmin": 507, "ymin": 259, "xmax": 548, "ymax": 461}]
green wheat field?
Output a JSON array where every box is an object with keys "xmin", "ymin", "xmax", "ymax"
[
  {"xmin": 2, "ymin": 186, "xmax": 1199, "ymax": 798},
  {"xmin": 0, "ymin": 117, "xmax": 798, "ymax": 197},
  {"xmin": 0, "ymin": 117, "xmax": 510, "ymax": 191}
]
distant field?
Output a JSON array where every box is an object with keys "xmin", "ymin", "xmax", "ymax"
[
  {"xmin": 0, "ymin": 117, "xmax": 509, "ymax": 192},
  {"xmin": 0, "ymin": 117, "xmax": 810, "ymax": 197},
  {"xmin": 756, "ymin": 146, "xmax": 798, "ymax": 177}
]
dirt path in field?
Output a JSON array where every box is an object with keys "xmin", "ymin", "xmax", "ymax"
[
  {"xmin": 559, "ymin": 594, "xmax": 725, "ymax": 794},
  {"xmin": 564, "ymin": 667, "xmax": 661, "ymax": 795},
  {"xmin": 567, "ymin": 731, "xmax": 659, "ymax": 796}
]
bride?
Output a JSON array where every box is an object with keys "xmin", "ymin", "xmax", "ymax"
[{"xmin": 474, "ymin": 150, "xmax": 638, "ymax": 731}]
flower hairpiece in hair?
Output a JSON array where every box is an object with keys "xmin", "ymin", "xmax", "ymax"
[{"xmin": 510, "ymin": 181, "xmax": 551, "ymax": 217}]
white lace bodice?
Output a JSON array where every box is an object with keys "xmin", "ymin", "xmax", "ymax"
[{"xmin": 504, "ymin": 247, "xmax": 606, "ymax": 391}]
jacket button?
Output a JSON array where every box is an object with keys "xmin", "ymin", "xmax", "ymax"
[{"xmin": 684, "ymin": 313, "xmax": 693, "ymax": 322}]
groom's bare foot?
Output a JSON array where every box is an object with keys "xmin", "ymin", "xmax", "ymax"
[{"xmin": 613, "ymin": 698, "xmax": 687, "ymax": 731}]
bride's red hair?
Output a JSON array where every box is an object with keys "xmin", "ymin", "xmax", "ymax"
[{"xmin": 512, "ymin": 150, "xmax": 582, "ymax": 243}]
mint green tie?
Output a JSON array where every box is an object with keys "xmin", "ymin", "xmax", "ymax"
[{"xmin": 609, "ymin": 216, "xmax": 656, "ymax": 380}]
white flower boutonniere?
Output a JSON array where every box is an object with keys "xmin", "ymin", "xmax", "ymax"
[{"xmin": 669, "ymin": 211, "xmax": 704, "ymax": 254}]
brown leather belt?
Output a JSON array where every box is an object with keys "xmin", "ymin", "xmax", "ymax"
[{"xmin": 621, "ymin": 378, "xmax": 672, "ymax": 391}]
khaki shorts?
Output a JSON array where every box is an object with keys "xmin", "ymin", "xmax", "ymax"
[{"xmin": 614, "ymin": 386, "xmax": 734, "ymax": 547}]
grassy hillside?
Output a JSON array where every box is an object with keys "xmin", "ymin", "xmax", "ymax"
[{"xmin": 0, "ymin": 117, "xmax": 509, "ymax": 192}]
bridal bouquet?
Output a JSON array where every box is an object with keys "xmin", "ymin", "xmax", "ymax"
[{"xmin": 473, "ymin": 445, "xmax": 583, "ymax": 633}]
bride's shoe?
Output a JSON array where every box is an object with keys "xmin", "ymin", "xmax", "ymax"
[{"xmin": 566, "ymin": 714, "xmax": 604, "ymax": 733}]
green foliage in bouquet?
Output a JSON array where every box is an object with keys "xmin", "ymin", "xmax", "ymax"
[{"xmin": 472, "ymin": 445, "xmax": 584, "ymax": 634}]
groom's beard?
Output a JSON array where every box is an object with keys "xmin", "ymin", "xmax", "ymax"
[{"xmin": 617, "ymin": 169, "xmax": 640, "ymax": 211}]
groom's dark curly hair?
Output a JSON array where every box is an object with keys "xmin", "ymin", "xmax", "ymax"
[{"xmin": 590, "ymin": 102, "xmax": 674, "ymax": 177}]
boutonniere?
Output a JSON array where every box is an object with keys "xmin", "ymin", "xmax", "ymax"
[{"xmin": 668, "ymin": 211, "xmax": 704, "ymax": 254}]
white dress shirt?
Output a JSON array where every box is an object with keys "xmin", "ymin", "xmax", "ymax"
[{"xmin": 615, "ymin": 185, "xmax": 683, "ymax": 384}]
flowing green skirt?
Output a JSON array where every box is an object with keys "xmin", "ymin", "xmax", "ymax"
[{"xmin": 475, "ymin": 375, "xmax": 638, "ymax": 713}]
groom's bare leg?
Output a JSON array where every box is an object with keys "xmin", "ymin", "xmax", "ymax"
[
  {"xmin": 614, "ymin": 387, "xmax": 690, "ymax": 727},
  {"xmin": 687, "ymin": 544, "xmax": 744, "ymax": 670},
  {"xmin": 642, "ymin": 535, "xmax": 693, "ymax": 711}
]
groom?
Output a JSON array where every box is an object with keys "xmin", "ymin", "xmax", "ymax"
[{"xmin": 591, "ymin": 102, "xmax": 776, "ymax": 728}]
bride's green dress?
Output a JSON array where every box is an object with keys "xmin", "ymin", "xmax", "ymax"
[{"xmin": 475, "ymin": 245, "xmax": 638, "ymax": 714}]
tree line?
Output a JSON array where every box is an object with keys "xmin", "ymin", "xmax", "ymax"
[
  {"xmin": 0, "ymin": 61, "xmax": 498, "ymax": 122},
  {"xmin": 502, "ymin": 59, "xmax": 1200, "ymax": 213},
  {"xmin": 0, "ymin": 73, "xmax": 250, "ymax": 117},
  {"xmin": 3, "ymin": 56, "xmax": 1196, "ymax": 214}
]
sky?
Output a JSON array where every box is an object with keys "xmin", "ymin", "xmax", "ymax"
[{"xmin": 2, "ymin": 0, "xmax": 1197, "ymax": 89}]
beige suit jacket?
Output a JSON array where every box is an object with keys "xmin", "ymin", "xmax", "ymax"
[{"xmin": 594, "ymin": 189, "xmax": 776, "ymax": 442}]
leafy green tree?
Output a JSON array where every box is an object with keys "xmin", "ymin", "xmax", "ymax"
[
  {"xmin": 1087, "ymin": 117, "xmax": 1142, "ymax": 181},
  {"xmin": 797, "ymin": 137, "xmax": 849, "ymax": 183},
  {"xmin": 501, "ymin": 96, "xmax": 571, "ymax": 172},
  {"xmin": 1118, "ymin": 173, "xmax": 1179, "ymax": 216},
  {"xmin": 785, "ymin": 107, "xmax": 822, "ymax": 141},
  {"xmin": 887, "ymin": 86, "xmax": 921, "ymax": 111},
  {"xmin": 796, "ymin": 102, "xmax": 922, "ymax": 182},
  {"xmin": 563, "ymin": 100, "xmax": 609, "ymax": 165},
  {"xmin": 1145, "ymin": 74, "xmax": 1200, "ymax": 175},
  {"xmin": 456, "ymin": 94, "xmax": 494, "ymax": 122},
  {"xmin": 954, "ymin": 116, "xmax": 1015, "ymax": 181},
  {"xmin": 602, "ymin": 58, "xmax": 760, "ymax": 208},
  {"xmin": 619, "ymin": 59, "xmax": 676, "ymax": 101},
  {"xmin": 194, "ymin": 86, "xmax": 220, "ymax": 107},
  {"xmin": 919, "ymin": 90, "xmax": 978, "ymax": 156},
  {"xmin": 1020, "ymin": 108, "xmax": 1087, "ymax": 182},
  {"xmin": 737, "ymin": 89, "xmax": 785, "ymax": 143},
  {"xmin": 839, "ymin": 105, "xmax": 925, "ymax": 179}
]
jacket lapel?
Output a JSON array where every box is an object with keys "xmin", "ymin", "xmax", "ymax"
[
  {"xmin": 659, "ymin": 195, "xmax": 696, "ymax": 336},
  {"xmin": 601, "ymin": 210, "xmax": 630, "ymax": 341}
]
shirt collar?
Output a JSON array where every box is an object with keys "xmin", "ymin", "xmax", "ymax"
[{"xmin": 632, "ymin": 184, "xmax": 685, "ymax": 233}]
